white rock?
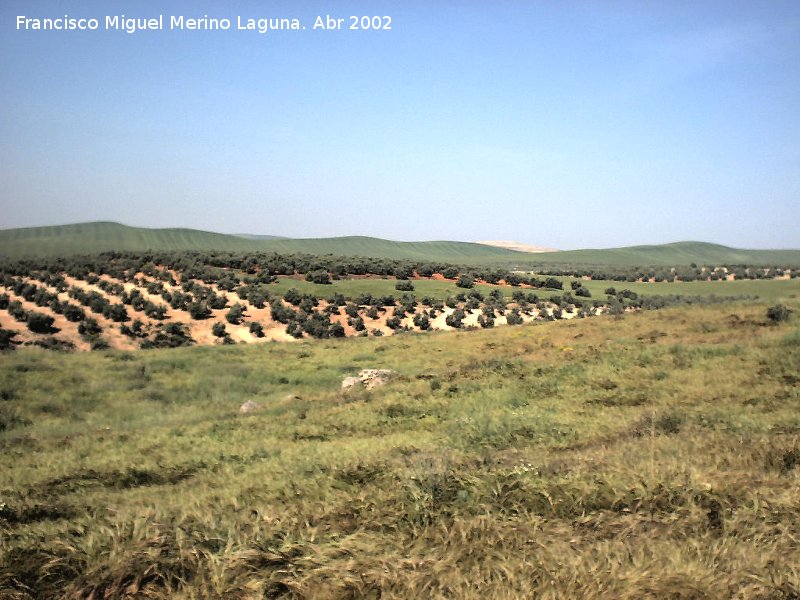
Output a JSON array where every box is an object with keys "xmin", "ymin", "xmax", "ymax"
[
  {"xmin": 342, "ymin": 369, "xmax": 397, "ymax": 392},
  {"xmin": 341, "ymin": 377, "xmax": 361, "ymax": 390},
  {"xmin": 239, "ymin": 400, "xmax": 261, "ymax": 414}
]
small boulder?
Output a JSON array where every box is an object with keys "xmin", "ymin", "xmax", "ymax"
[
  {"xmin": 341, "ymin": 377, "xmax": 361, "ymax": 390},
  {"xmin": 360, "ymin": 369, "xmax": 396, "ymax": 390},
  {"xmin": 342, "ymin": 369, "xmax": 397, "ymax": 392},
  {"xmin": 239, "ymin": 400, "xmax": 261, "ymax": 414}
]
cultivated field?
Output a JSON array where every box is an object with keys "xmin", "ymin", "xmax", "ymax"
[
  {"xmin": 1, "ymin": 300, "xmax": 798, "ymax": 598},
  {"xmin": 3, "ymin": 251, "xmax": 797, "ymax": 352}
]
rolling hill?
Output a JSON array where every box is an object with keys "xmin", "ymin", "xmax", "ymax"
[
  {"xmin": 1, "ymin": 222, "xmax": 798, "ymax": 266},
  {"xmin": 0, "ymin": 222, "xmax": 529, "ymax": 263},
  {"xmin": 526, "ymin": 241, "xmax": 800, "ymax": 267}
]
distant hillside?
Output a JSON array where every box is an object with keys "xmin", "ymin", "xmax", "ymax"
[
  {"xmin": 233, "ymin": 234, "xmax": 289, "ymax": 241},
  {"xmin": 1, "ymin": 223, "xmax": 798, "ymax": 266},
  {"xmin": 0, "ymin": 222, "xmax": 528, "ymax": 263},
  {"xmin": 477, "ymin": 240, "xmax": 558, "ymax": 253},
  {"xmin": 0, "ymin": 222, "xmax": 264, "ymax": 256},
  {"xmin": 254, "ymin": 236, "xmax": 529, "ymax": 262},
  {"xmin": 527, "ymin": 241, "xmax": 800, "ymax": 267}
]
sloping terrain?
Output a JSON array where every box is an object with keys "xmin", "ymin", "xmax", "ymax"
[
  {"xmin": 529, "ymin": 241, "xmax": 800, "ymax": 266},
  {"xmin": 1, "ymin": 301, "xmax": 798, "ymax": 598},
  {"xmin": 477, "ymin": 240, "xmax": 558, "ymax": 253},
  {"xmin": 0, "ymin": 223, "xmax": 529, "ymax": 263},
  {"xmin": 3, "ymin": 223, "xmax": 799, "ymax": 266},
  {"xmin": 0, "ymin": 222, "xmax": 263, "ymax": 256},
  {"xmin": 0, "ymin": 268, "xmax": 576, "ymax": 352}
]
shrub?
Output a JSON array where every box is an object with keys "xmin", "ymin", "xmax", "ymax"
[
  {"xmin": 456, "ymin": 274, "xmax": 475, "ymax": 289},
  {"xmin": 249, "ymin": 321, "xmax": 264, "ymax": 337},
  {"xmin": 299, "ymin": 297, "xmax": 317, "ymax": 313},
  {"xmin": 445, "ymin": 308, "xmax": 465, "ymax": 328},
  {"xmin": 386, "ymin": 316, "xmax": 403, "ymax": 330},
  {"xmin": 103, "ymin": 303, "xmax": 129, "ymax": 322},
  {"xmin": 767, "ymin": 304, "xmax": 791, "ymax": 323},
  {"xmin": 248, "ymin": 290, "xmax": 268, "ymax": 309},
  {"xmin": 0, "ymin": 328, "xmax": 19, "ymax": 351},
  {"xmin": 91, "ymin": 338, "xmax": 110, "ymax": 351},
  {"xmin": 78, "ymin": 317, "xmax": 102, "ymax": 336},
  {"xmin": 506, "ymin": 309, "xmax": 524, "ymax": 325},
  {"xmin": 207, "ymin": 293, "xmax": 228, "ymax": 310},
  {"xmin": 286, "ymin": 320, "xmax": 304, "ymax": 338},
  {"xmin": 226, "ymin": 303, "xmax": 245, "ymax": 325},
  {"xmin": 270, "ymin": 300, "xmax": 295, "ymax": 324},
  {"xmin": 413, "ymin": 313, "xmax": 431, "ymax": 330},
  {"xmin": 395, "ymin": 280, "xmax": 415, "ymax": 292},
  {"xmin": 394, "ymin": 266, "xmax": 414, "ymax": 279},
  {"xmin": 62, "ymin": 303, "xmax": 86, "ymax": 322},
  {"xmin": 305, "ymin": 270, "xmax": 332, "ymax": 285},
  {"xmin": 143, "ymin": 322, "xmax": 194, "ymax": 349},
  {"xmin": 188, "ymin": 301, "xmax": 211, "ymax": 320},
  {"xmin": 27, "ymin": 312, "xmax": 54, "ymax": 334},
  {"xmin": 327, "ymin": 293, "xmax": 346, "ymax": 307},
  {"xmin": 544, "ymin": 277, "xmax": 563, "ymax": 290},
  {"xmin": 144, "ymin": 303, "xmax": 167, "ymax": 320},
  {"xmin": 8, "ymin": 301, "xmax": 26, "ymax": 322},
  {"xmin": 212, "ymin": 322, "xmax": 227, "ymax": 337},
  {"xmin": 478, "ymin": 314, "xmax": 494, "ymax": 328},
  {"xmin": 284, "ymin": 288, "xmax": 303, "ymax": 306}
]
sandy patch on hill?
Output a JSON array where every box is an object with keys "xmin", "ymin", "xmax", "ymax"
[{"xmin": 477, "ymin": 240, "xmax": 558, "ymax": 253}]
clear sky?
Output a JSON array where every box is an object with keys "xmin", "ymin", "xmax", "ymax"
[{"xmin": 1, "ymin": 0, "xmax": 798, "ymax": 249}]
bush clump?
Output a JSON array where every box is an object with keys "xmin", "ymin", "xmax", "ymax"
[{"xmin": 767, "ymin": 304, "xmax": 791, "ymax": 323}]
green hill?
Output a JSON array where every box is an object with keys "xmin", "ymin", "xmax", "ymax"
[
  {"xmin": 256, "ymin": 236, "xmax": 528, "ymax": 262},
  {"xmin": 0, "ymin": 222, "xmax": 264, "ymax": 256},
  {"xmin": 1, "ymin": 223, "xmax": 798, "ymax": 266},
  {"xmin": 0, "ymin": 222, "xmax": 528, "ymax": 263},
  {"xmin": 527, "ymin": 241, "xmax": 800, "ymax": 267}
]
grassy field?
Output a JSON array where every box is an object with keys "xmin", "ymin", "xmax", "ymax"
[
  {"xmin": 270, "ymin": 276, "xmax": 519, "ymax": 301},
  {"xmin": 271, "ymin": 275, "xmax": 800, "ymax": 303},
  {"xmin": 1, "ymin": 300, "xmax": 799, "ymax": 598},
  {"xmin": 554, "ymin": 276, "xmax": 800, "ymax": 302}
]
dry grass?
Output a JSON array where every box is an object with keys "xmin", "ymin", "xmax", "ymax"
[{"xmin": 1, "ymin": 301, "xmax": 799, "ymax": 598}]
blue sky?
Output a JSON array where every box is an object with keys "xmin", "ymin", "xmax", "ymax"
[{"xmin": 1, "ymin": 1, "xmax": 798, "ymax": 249}]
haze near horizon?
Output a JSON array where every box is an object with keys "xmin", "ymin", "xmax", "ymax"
[{"xmin": 1, "ymin": 1, "xmax": 798, "ymax": 249}]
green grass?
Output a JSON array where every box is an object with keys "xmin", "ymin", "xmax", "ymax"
[
  {"xmin": 269, "ymin": 277, "xmax": 521, "ymax": 301},
  {"xmin": 0, "ymin": 222, "xmax": 528, "ymax": 263},
  {"xmin": 3, "ymin": 223, "xmax": 799, "ymax": 267},
  {"xmin": 2, "ymin": 301, "xmax": 799, "ymax": 598},
  {"xmin": 0, "ymin": 222, "xmax": 265, "ymax": 256},
  {"xmin": 270, "ymin": 275, "xmax": 800, "ymax": 302},
  {"xmin": 559, "ymin": 276, "xmax": 800, "ymax": 302},
  {"xmin": 529, "ymin": 240, "xmax": 800, "ymax": 266}
]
